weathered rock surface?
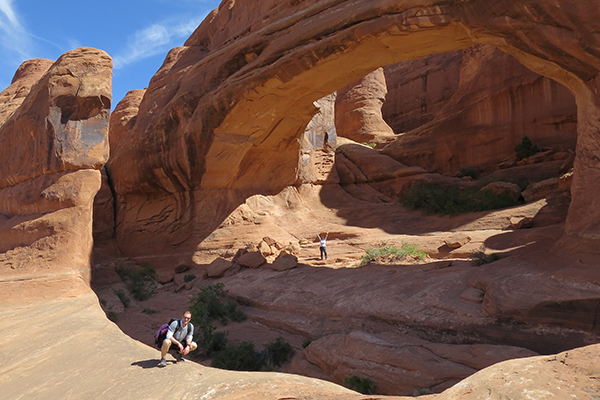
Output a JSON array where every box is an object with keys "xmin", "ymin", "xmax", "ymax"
[
  {"xmin": 104, "ymin": 0, "xmax": 600, "ymax": 249},
  {"xmin": 0, "ymin": 47, "xmax": 112, "ymax": 303},
  {"xmin": 381, "ymin": 44, "xmax": 577, "ymax": 174},
  {"xmin": 303, "ymin": 331, "xmax": 538, "ymax": 396},
  {"xmin": 335, "ymin": 68, "xmax": 396, "ymax": 145},
  {"xmin": 0, "ymin": 58, "xmax": 54, "ymax": 124}
]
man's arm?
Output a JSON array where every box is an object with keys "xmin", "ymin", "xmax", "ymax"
[{"xmin": 166, "ymin": 320, "xmax": 184, "ymax": 350}]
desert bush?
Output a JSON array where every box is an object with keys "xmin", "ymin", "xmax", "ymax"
[
  {"xmin": 262, "ymin": 336, "xmax": 293, "ymax": 368},
  {"xmin": 184, "ymin": 273, "xmax": 196, "ymax": 282},
  {"xmin": 211, "ymin": 341, "xmax": 262, "ymax": 371},
  {"xmin": 115, "ymin": 263, "xmax": 158, "ymax": 301},
  {"xmin": 189, "ymin": 283, "xmax": 246, "ymax": 325},
  {"xmin": 360, "ymin": 242, "xmax": 426, "ymax": 266},
  {"xmin": 344, "ymin": 375, "xmax": 375, "ymax": 394},
  {"xmin": 515, "ymin": 136, "xmax": 540, "ymax": 160},
  {"xmin": 114, "ymin": 289, "xmax": 130, "ymax": 307},
  {"xmin": 189, "ymin": 284, "xmax": 246, "ymax": 354},
  {"xmin": 402, "ymin": 183, "xmax": 521, "ymax": 216},
  {"xmin": 459, "ymin": 166, "xmax": 480, "ymax": 180},
  {"xmin": 106, "ymin": 310, "xmax": 119, "ymax": 322},
  {"xmin": 413, "ymin": 388, "xmax": 434, "ymax": 396},
  {"xmin": 302, "ymin": 339, "xmax": 312, "ymax": 348}
]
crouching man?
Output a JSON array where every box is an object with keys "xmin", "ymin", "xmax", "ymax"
[{"xmin": 158, "ymin": 311, "xmax": 197, "ymax": 367}]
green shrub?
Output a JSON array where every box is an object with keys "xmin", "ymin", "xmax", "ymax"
[
  {"xmin": 184, "ymin": 273, "xmax": 196, "ymax": 282},
  {"xmin": 211, "ymin": 341, "xmax": 262, "ymax": 371},
  {"xmin": 402, "ymin": 183, "xmax": 521, "ymax": 216},
  {"xmin": 459, "ymin": 166, "xmax": 480, "ymax": 180},
  {"xmin": 344, "ymin": 375, "xmax": 375, "ymax": 394},
  {"xmin": 515, "ymin": 136, "xmax": 539, "ymax": 160},
  {"xmin": 115, "ymin": 289, "xmax": 130, "ymax": 307},
  {"xmin": 262, "ymin": 337, "xmax": 293, "ymax": 367},
  {"xmin": 106, "ymin": 310, "xmax": 119, "ymax": 322},
  {"xmin": 190, "ymin": 283, "xmax": 247, "ymax": 325},
  {"xmin": 302, "ymin": 339, "xmax": 312, "ymax": 348},
  {"xmin": 115, "ymin": 263, "xmax": 158, "ymax": 301},
  {"xmin": 360, "ymin": 242, "xmax": 426, "ymax": 266},
  {"xmin": 189, "ymin": 284, "xmax": 246, "ymax": 354},
  {"xmin": 413, "ymin": 388, "xmax": 434, "ymax": 396}
]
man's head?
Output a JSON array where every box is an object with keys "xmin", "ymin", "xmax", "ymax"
[{"xmin": 182, "ymin": 311, "xmax": 192, "ymax": 327}]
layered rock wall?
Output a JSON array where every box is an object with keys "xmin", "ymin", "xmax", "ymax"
[{"xmin": 381, "ymin": 44, "xmax": 577, "ymax": 174}]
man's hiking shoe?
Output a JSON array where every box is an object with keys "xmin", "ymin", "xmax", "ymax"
[
  {"xmin": 174, "ymin": 352, "xmax": 182, "ymax": 362},
  {"xmin": 158, "ymin": 358, "xmax": 167, "ymax": 367}
]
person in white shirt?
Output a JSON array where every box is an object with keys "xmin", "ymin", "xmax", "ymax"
[{"xmin": 317, "ymin": 232, "xmax": 328, "ymax": 260}]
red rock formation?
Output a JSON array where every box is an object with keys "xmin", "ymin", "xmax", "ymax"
[
  {"xmin": 0, "ymin": 47, "xmax": 112, "ymax": 302},
  {"xmin": 104, "ymin": 0, "xmax": 600, "ymax": 252},
  {"xmin": 381, "ymin": 45, "xmax": 577, "ymax": 174},
  {"xmin": 0, "ymin": 58, "xmax": 54, "ymax": 124},
  {"xmin": 335, "ymin": 67, "xmax": 396, "ymax": 145}
]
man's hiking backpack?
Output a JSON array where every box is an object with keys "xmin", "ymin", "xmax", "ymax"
[
  {"xmin": 154, "ymin": 318, "xmax": 193, "ymax": 348},
  {"xmin": 154, "ymin": 318, "xmax": 178, "ymax": 348}
]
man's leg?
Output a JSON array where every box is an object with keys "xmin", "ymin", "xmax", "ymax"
[
  {"xmin": 323, "ymin": 247, "xmax": 328, "ymax": 260},
  {"xmin": 158, "ymin": 339, "xmax": 172, "ymax": 366}
]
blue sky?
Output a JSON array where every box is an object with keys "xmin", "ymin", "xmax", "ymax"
[{"xmin": 0, "ymin": 0, "xmax": 221, "ymax": 108}]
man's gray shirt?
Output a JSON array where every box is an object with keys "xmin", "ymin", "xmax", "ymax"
[{"xmin": 165, "ymin": 320, "xmax": 194, "ymax": 344}]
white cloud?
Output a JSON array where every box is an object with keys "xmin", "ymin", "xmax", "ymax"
[
  {"xmin": 112, "ymin": 17, "xmax": 204, "ymax": 70},
  {"xmin": 0, "ymin": 0, "xmax": 32, "ymax": 60}
]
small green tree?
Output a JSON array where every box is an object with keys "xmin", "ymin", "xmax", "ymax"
[
  {"xmin": 515, "ymin": 136, "xmax": 540, "ymax": 160},
  {"xmin": 344, "ymin": 375, "xmax": 375, "ymax": 394}
]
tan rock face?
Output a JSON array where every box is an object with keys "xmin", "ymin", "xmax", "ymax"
[
  {"xmin": 0, "ymin": 58, "xmax": 54, "ymax": 124},
  {"xmin": 0, "ymin": 47, "xmax": 112, "ymax": 303},
  {"xmin": 335, "ymin": 67, "xmax": 395, "ymax": 145},
  {"xmin": 0, "ymin": 48, "xmax": 111, "ymax": 189}
]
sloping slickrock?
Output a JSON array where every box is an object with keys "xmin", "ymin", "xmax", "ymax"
[{"xmin": 304, "ymin": 331, "xmax": 538, "ymax": 396}]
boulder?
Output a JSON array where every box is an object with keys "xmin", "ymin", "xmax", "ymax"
[
  {"xmin": 236, "ymin": 251, "xmax": 266, "ymax": 269},
  {"xmin": 444, "ymin": 234, "xmax": 471, "ymax": 249},
  {"xmin": 522, "ymin": 177, "xmax": 560, "ymax": 203},
  {"xmin": 175, "ymin": 262, "xmax": 191, "ymax": 274},
  {"xmin": 509, "ymin": 216, "xmax": 533, "ymax": 229},
  {"xmin": 157, "ymin": 270, "xmax": 175, "ymax": 284},
  {"xmin": 265, "ymin": 254, "xmax": 298, "ymax": 271},
  {"xmin": 479, "ymin": 181, "xmax": 522, "ymax": 201},
  {"xmin": 258, "ymin": 240, "xmax": 273, "ymax": 257},
  {"xmin": 460, "ymin": 288, "xmax": 485, "ymax": 304},
  {"xmin": 207, "ymin": 257, "xmax": 236, "ymax": 278}
]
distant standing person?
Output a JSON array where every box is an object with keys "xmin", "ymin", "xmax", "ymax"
[
  {"xmin": 318, "ymin": 232, "xmax": 329, "ymax": 260},
  {"xmin": 158, "ymin": 311, "xmax": 197, "ymax": 367}
]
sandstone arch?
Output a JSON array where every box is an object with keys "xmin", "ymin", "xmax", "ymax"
[{"xmin": 109, "ymin": 0, "xmax": 600, "ymax": 254}]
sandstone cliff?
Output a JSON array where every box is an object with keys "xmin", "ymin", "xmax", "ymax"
[{"xmin": 381, "ymin": 44, "xmax": 577, "ymax": 174}]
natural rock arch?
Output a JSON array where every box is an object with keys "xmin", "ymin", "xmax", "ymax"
[{"xmin": 108, "ymin": 0, "xmax": 600, "ymax": 253}]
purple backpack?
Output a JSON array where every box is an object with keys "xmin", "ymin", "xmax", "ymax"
[{"xmin": 154, "ymin": 318, "xmax": 178, "ymax": 347}]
